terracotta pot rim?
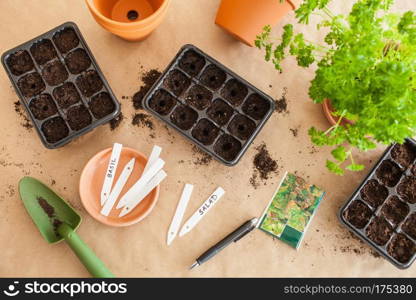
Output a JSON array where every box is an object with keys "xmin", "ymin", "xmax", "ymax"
[
  {"xmin": 85, "ymin": 0, "xmax": 169, "ymax": 28},
  {"xmin": 322, "ymin": 99, "xmax": 354, "ymax": 127}
]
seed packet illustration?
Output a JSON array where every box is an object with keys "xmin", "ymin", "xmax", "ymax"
[{"xmin": 258, "ymin": 172, "xmax": 325, "ymax": 249}]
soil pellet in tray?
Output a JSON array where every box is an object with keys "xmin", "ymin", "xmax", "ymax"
[
  {"xmin": 199, "ymin": 64, "xmax": 226, "ymax": 90},
  {"xmin": 170, "ymin": 104, "xmax": 198, "ymax": 130},
  {"xmin": 163, "ymin": 69, "xmax": 191, "ymax": 96},
  {"xmin": 387, "ymin": 233, "xmax": 416, "ymax": 264},
  {"xmin": 343, "ymin": 200, "xmax": 372, "ymax": 229},
  {"xmin": 206, "ymin": 99, "xmax": 234, "ymax": 126},
  {"xmin": 66, "ymin": 105, "xmax": 92, "ymax": 131},
  {"xmin": 17, "ymin": 72, "xmax": 45, "ymax": 97},
  {"xmin": 365, "ymin": 216, "xmax": 394, "ymax": 246},
  {"xmin": 227, "ymin": 114, "xmax": 256, "ymax": 140},
  {"xmin": 391, "ymin": 142, "xmax": 416, "ymax": 168},
  {"xmin": 380, "ymin": 196, "xmax": 409, "ymax": 226},
  {"xmin": 30, "ymin": 39, "xmax": 57, "ymax": 65},
  {"xmin": 221, "ymin": 79, "xmax": 248, "ymax": 106},
  {"xmin": 65, "ymin": 48, "xmax": 91, "ymax": 74},
  {"xmin": 89, "ymin": 92, "xmax": 116, "ymax": 119},
  {"xmin": 53, "ymin": 28, "xmax": 79, "ymax": 53},
  {"xmin": 178, "ymin": 49, "xmax": 205, "ymax": 77},
  {"xmin": 42, "ymin": 60, "xmax": 68, "ymax": 86},
  {"xmin": 148, "ymin": 89, "xmax": 176, "ymax": 115},
  {"xmin": 191, "ymin": 118, "xmax": 220, "ymax": 145},
  {"xmin": 53, "ymin": 82, "xmax": 81, "ymax": 109},
  {"xmin": 402, "ymin": 212, "xmax": 416, "ymax": 240},
  {"xmin": 397, "ymin": 176, "xmax": 416, "ymax": 204},
  {"xmin": 242, "ymin": 93, "xmax": 271, "ymax": 120},
  {"xmin": 132, "ymin": 69, "xmax": 162, "ymax": 110},
  {"xmin": 375, "ymin": 160, "xmax": 402, "ymax": 187},
  {"xmin": 185, "ymin": 84, "xmax": 212, "ymax": 110},
  {"xmin": 360, "ymin": 179, "xmax": 388, "ymax": 209},
  {"xmin": 76, "ymin": 70, "xmax": 103, "ymax": 97},
  {"xmin": 6, "ymin": 50, "xmax": 34, "ymax": 76},
  {"xmin": 41, "ymin": 116, "xmax": 69, "ymax": 143},
  {"xmin": 29, "ymin": 94, "xmax": 58, "ymax": 120},
  {"xmin": 214, "ymin": 134, "xmax": 242, "ymax": 161}
]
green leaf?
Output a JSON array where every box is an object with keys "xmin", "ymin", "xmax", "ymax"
[
  {"xmin": 331, "ymin": 146, "xmax": 347, "ymax": 162},
  {"xmin": 346, "ymin": 164, "xmax": 365, "ymax": 171},
  {"xmin": 326, "ymin": 160, "xmax": 344, "ymax": 175}
]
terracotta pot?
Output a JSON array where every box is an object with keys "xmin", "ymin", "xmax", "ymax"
[
  {"xmin": 215, "ymin": 0, "xmax": 301, "ymax": 47},
  {"xmin": 322, "ymin": 99, "xmax": 354, "ymax": 126},
  {"xmin": 85, "ymin": 0, "xmax": 170, "ymax": 42}
]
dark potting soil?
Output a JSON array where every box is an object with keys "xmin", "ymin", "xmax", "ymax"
[
  {"xmin": 365, "ymin": 216, "xmax": 393, "ymax": 246},
  {"xmin": 37, "ymin": 197, "xmax": 62, "ymax": 236},
  {"xmin": 375, "ymin": 160, "xmax": 402, "ymax": 187},
  {"xmin": 163, "ymin": 69, "xmax": 191, "ymax": 97},
  {"xmin": 191, "ymin": 118, "xmax": 219, "ymax": 145},
  {"xmin": 220, "ymin": 79, "xmax": 248, "ymax": 106},
  {"xmin": 30, "ymin": 39, "xmax": 57, "ymax": 65},
  {"xmin": 275, "ymin": 87, "xmax": 288, "ymax": 113},
  {"xmin": 242, "ymin": 93, "xmax": 271, "ymax": 120},
  {"xmin": 178, "ymin": 49, "xmax": 205, "ymax": 77},
  {"xmin": 110, "ymin": 112, "xmax": 124, "ymax": 130},
  {"xmin": 402, "ymin": 212, "xmax": 416, "ymax": 240},
  {"xmin": 343, "ymin": 200, "xmax": 372, "ymax": 229},
  {"xmin": 65, "ymin": 48, "xmax": 91, "ymax": 74},
  {"xmin": 41, "ymin": 116, "xmax": 69, "ymax": 143},
  {"xmin": 397, "ymin": 176, "xmax": 416, "ymax": 204},
  {"xmin": 185, "ymin": 84, "xmax": 212, "ymax": 110},
  {"xmin": 227, "ymin": 114, "xmax": 256, "ymax": 141},
  {"xmin": 29, "ymin": 94, "xmax": 58, "ymax": 120},
  {"xmin": 213, "ymin": 134, "xmax": 242, "ymax": 162},
  {"xmin": 53, "ymin": 28, "xmax": 79, "ymax": 53},
  {"xmin": 17, "ymin": 72, "xmax": 45, "ymax": 98},
  {"xmin": 148, "ymin": 89, "xmax": 176, "ymax": 115},
  {"xmin": 192, "ymin": 145, "xmax": 213, "ymax": 166},
  {"xmin": 199, "ymin": 64, "xmax": 226, "ymax": 91},
  {"xmin": 387, "ymin": 233, "xmax": 416, "ymax": 263},
  {"xmin": 66, "ymin": 105, "xmax": 92, "ymax": 131},
  {"xmin": 380, "ymin": 196, "xmax": 409, "ymax": 226},
  {"xmin": 132, "ymin": 69, "xmax": 162, "ymax": 110},
  {"xmin": 170, "ymin": 105, "xmax": 198, "ymax": 130},
  {"xmin": 132, "ymin": 113, "xmax": 154, "ymax": 130},
  {"xmin": 290, "ymin": 128, "xmax": 298, "ymax": 137},
  {"xmin": 206, "ymin": 99, "xmax": 234, "ymax": 126},
  {"xmin": 76, "ymin": 70, "xmax": 103, "ymax": 97},
  {"xmin": 391, "ymin": 142, "xmax": 416, "ymax": 168},
  {"xmin": 53, "ymin": 82, "xmax": 81, "ymax": 109},
  {"xmin": 253, "ymin": 143, "xmax": 278, "ymax": 180},
  {"xmin": 14, "ymin": 101, "xmax": 33, "ymax": 129},
  {"xmin": 42, "ymin": 60, "xmax": 68, "ymax": 86},
  {"xmin": 412, "ymin": 164, "xmax": 416, "ymax": 176},
  {"xmin": 6, "ymin": 50, "xmax": 34, "ymax": 76},
  {"xmin": 89, "ymin": 92, "xmax": 116, "ymax": 119},
  {"xmin": 360, "ymin": 179, "xmax": 388, "ymax": 208}
]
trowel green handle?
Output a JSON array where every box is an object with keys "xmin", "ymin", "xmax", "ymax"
[{"xmin": 58, "ymin": 223, "xmax": 114, "ymax": 278}]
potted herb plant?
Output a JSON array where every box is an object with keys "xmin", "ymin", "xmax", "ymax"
[{"xmin": 256, "ymin": 0, "xmax": 416, "ymax": 174}]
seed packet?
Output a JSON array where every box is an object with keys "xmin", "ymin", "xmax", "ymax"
[{"xmin": 258, "ymin": 172, "xmax": 325, "ymax": 249}]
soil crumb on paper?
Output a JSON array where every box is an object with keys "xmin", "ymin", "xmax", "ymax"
[
  {"xmin": 110, "ymin": 112, "xmax": 124, "ymax": 130},
  {"xmin": 250, "ymin": 143, "xmax": 278, "ymax": 188},
  {"xmin": 14, "ymin": 101, "xmax": 33, "ymax": 130},
  {"xmin": 192, "ymin": 145, "xmax": 212, "ymax": 166},
  {"xmin": 132, "ymin": 69, "xmax": 162, "ymax": 110},
  {"xmin": 132, "ymin": 113, "xmax": 154, "ymax": 131},
  {"xmin": 274, "ymin": 87, "xmax": 288, "ymax": 114}
]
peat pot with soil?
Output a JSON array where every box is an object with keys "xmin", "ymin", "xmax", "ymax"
[{"xmin": 2, "ymin": 22, "xmax": 120, "ymax": 148}]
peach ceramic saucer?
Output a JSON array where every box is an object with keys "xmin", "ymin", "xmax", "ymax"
[{"xmin": 79, "ymin": 147, "xmax": 160, "ymax": 227}]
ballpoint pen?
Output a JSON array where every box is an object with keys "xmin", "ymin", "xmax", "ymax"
[{"xmin": 189, "ymin": 217, "xmax": 258, "ymax": 269}]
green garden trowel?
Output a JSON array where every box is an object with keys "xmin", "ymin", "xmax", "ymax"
[{"xmin": 18, "ymin": 176, "xmax": 114, "ymax": 278}]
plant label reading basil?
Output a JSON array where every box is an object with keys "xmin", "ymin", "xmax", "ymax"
[{"xmin": 100, "ymin": 143, "xmax": 122, "ymax": 206}]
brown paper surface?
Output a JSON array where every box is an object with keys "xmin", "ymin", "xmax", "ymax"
[{"xmin": 0, "ymin": 0, "xmax": 415, "ymax": 277}]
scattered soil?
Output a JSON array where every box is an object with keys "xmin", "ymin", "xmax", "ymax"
[
  {"xmin": 380, "ymin": 196, "xmax": 409, "ymax": 226},
  {"xmin": 29, "ymin": 94, "xmax": 58, "ymax": 120},
  {"xmin": 253, "ymin": 143, "xmax": 278, "ymax": 180},
  {"xmin": 163, "ymin": 69, "xmax": 191, "ymax": 96},
  {"xmin": 343, "ymin": 200, "xmax": 372, "ymax": 229},
  {"xmin": 227, "ymin": 114, "xmax": 256, "ymax": 140},
  {"xmin": 191, "ymin": 118, "xmax": 219, "ymax": 145},
  {"xmin": 199, "ymin": 64, "xmax": 226, "ymax": 90},
  {"xmin": 365, "ymin": 216, "xmax": 393, "ymax": 246},
  {"xmin": 14, "ymin": 101, "xmax": 33, "ymax": 129},
  {"xmin": 360, "ymin": 179, "xmax": 388, "ymax": 208},
  {"xmin": 110, "ymin": 112, "xmax": 124, "ymax": 130},
  {"xmin": 402, "ymin": 212, "xmax": 416, "ymax": 240},
  {"xmin": 65, "ymin": 48, "xmax": 91, "ymax": 74},
  {"xmin": 37, "ymin": 197, "xmax": 62, "ymax": 236},
  {"xmin": 66, "ymin": 105, "xmax": 92, "ymax": 131},
  {"xmin": 242, "ymin": 93, "xmax": 271, "ymax": 120},
  {"xmin": 290, "ymin": 128, "xmax": 298, "ymax": 137},
  {"xmin": 53, "ymin": 82, "xmax": 81, "ymax": 109},
  {"xmin": 42, "ymin": 60, "xmax": 68, "ymax": 86},
  {"xmin": 132, "ymin": 69, "xmax": 162, "ymax": 109},
  {"xmin": 6, "ymin": 50, "xmax": 34, "ymax": 76},
  {"xmin": 213, "ymin": 134, "xmax": 242, "ymax": 162},
  {"xmin": 30, "ymin": 39, "xmax": 57, "ymax": 65},
  {"xmin": 132, "ymin": 113, "xmax": 154, "ymax": 130},
  {"xmin": 391, "ymin": 142, "xmax": 416, "ymax": 168},
  {"xmin": 53, "ymin": 28, "xmax": 79, "ymax": 53},
  {"xmin": 148, "ymin": 89, "xmax": 176, "ymax": 115},
  {"xmin": 192, "ymin": 145, "xmax": 213, "ymax": 166},
  {"xmin": 275, "ymin": 87, "xmax": 288, "ymax": 113},
  {"xmin": 41, "ymin": 116, "xmax": 69, "ymax": 143},
  {"xmin": 178, "ymin": 49, "xmax": 205, "ymax": 76},
  {"xmin": 220, "ymin": 79, "xmax": 248, "ymax": 106},
  {"xmin": 89, "ymin": 92, "xmax": 116, "ymax": 119},
  {"xmin": 397, "ymin": 176, "xmax": 416, "ymax": 204},
  {"xmin": 206, "ymin": 99, "xmax": 234, "ymax": 126},
  {"xmin": 76, "ymin": 70, "xmax": 103, "ymax": 97},
  {"xmin": 185, "ymin": 84, "xmax": 212, "ymax": 110},
  {"xmin": 170, "ymin": 105, "xmax": 198, "ymax": 130},
  {"xmin": 376, "ymin": 160, "xmax": 402, "ymax": 187},
  {"xmin": 18, "ymin": 72, "xmax": 45, "ymax": 98},
  {"xmin": 387, "ymin": 233, "xmax": 416, "ymax": 263}
]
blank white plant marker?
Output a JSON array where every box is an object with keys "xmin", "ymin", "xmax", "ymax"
[
  {"xmin": 100, "ymin": 143, "xmax": 123, "ymax": 206},
  {"xmin": 143, "ymin": 145, "xmax": 162, "ymax": 173}
]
